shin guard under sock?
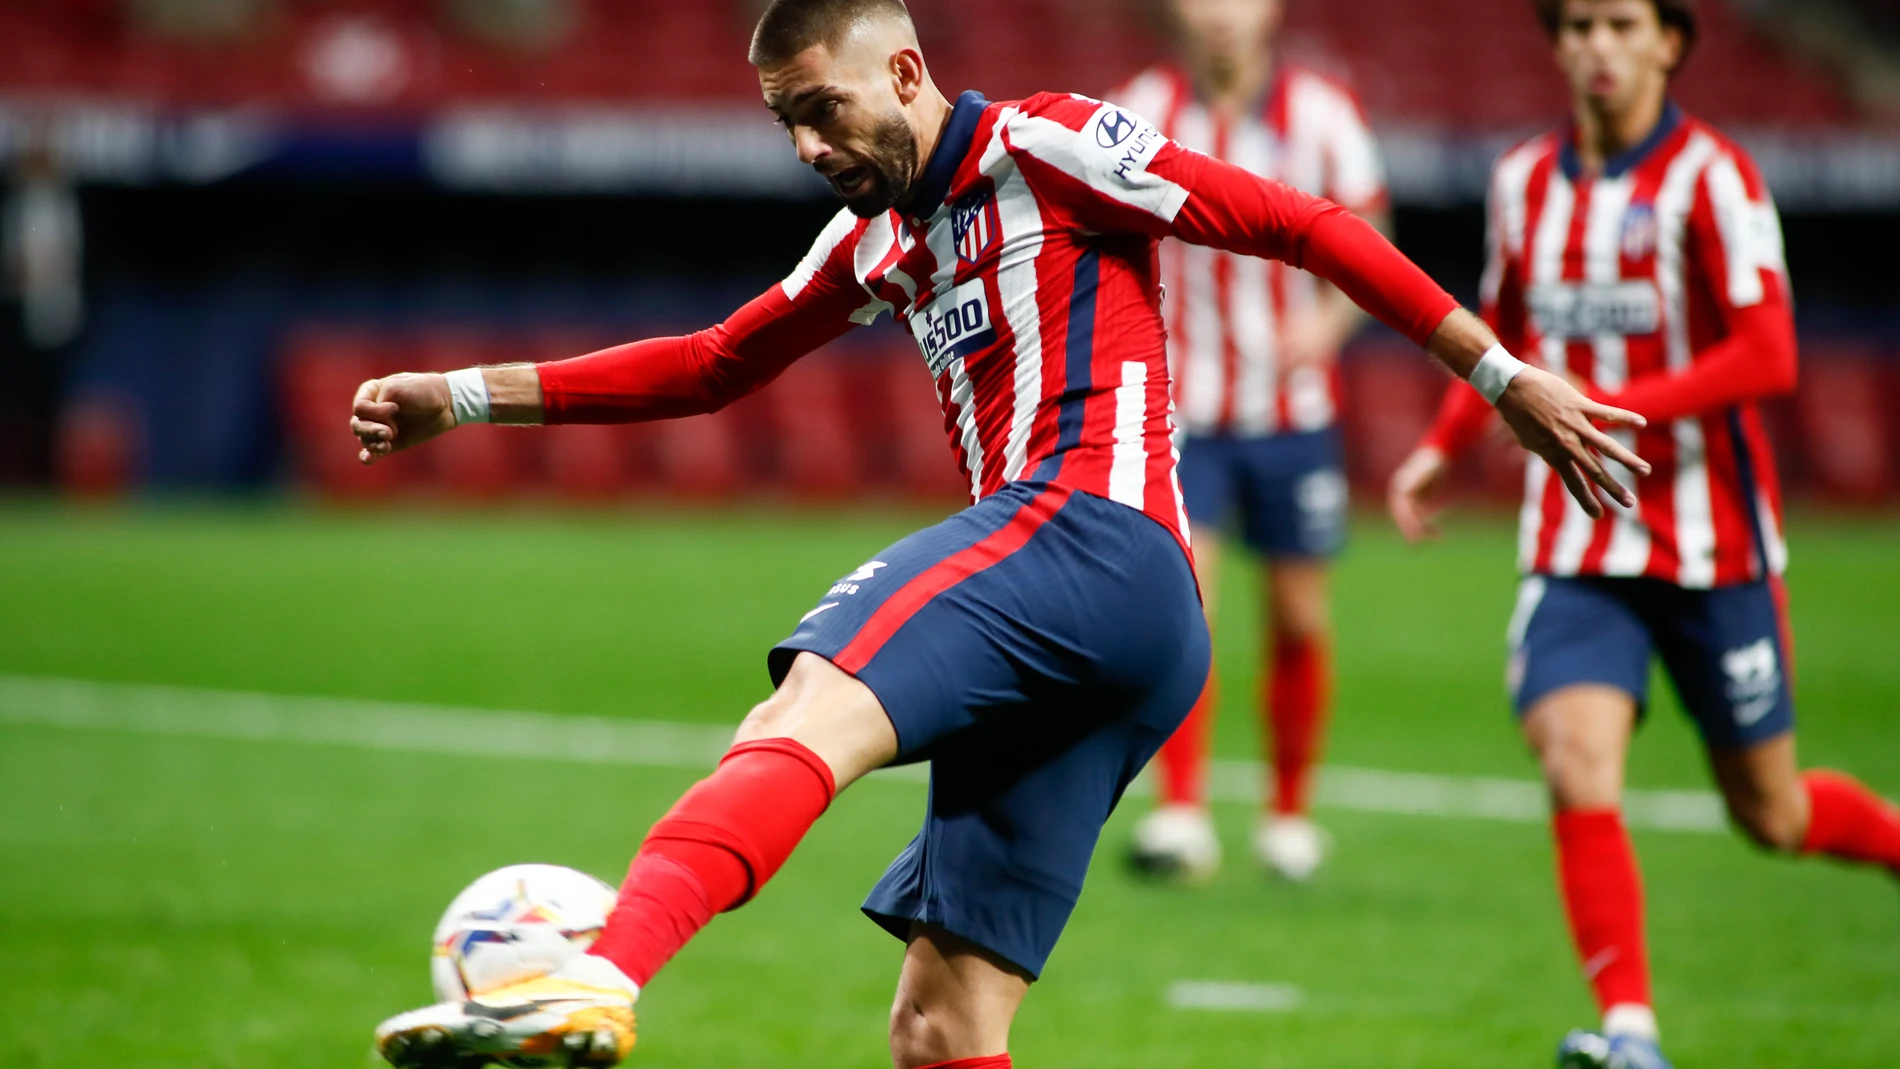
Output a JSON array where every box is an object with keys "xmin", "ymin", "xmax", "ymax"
[
  {"xmin": 1553, "ymin": 808, "xmax": 1652, "ymax": 1014},
  {"xmin": 589, "ymin": 738, "xmax": 836, "ymax": 985}
]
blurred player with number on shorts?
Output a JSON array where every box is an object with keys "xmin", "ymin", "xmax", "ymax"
[{"xmin": 1387, "ymin": 2, "xmax": 1900, "ymax": 1066}]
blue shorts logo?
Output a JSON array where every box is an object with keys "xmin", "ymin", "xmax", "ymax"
[
  {"xmin": 1721, "ymin": 637, "xmax": 1781, "ymax": 727},
  {"xmin": 1096, "ymin": 110, "xmax": 1137, "ymax": 148}
]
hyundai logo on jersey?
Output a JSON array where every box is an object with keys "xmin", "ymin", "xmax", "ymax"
[
  {"xmin": 953, "ymin": 191, "xmax": 1002, "ymax": 266},
  {"xmin": 1095, "ymin": 110, "xmax": 1138, "ymax": 148}
]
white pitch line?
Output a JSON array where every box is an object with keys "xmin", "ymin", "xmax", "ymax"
[
  {"xmin": 0, "ymin": 674, "xmax": 1727, "ymax": 833},
  {"xmin": 1166, "ymin": 980, "xmax": 1303, "ymax": 1013}
]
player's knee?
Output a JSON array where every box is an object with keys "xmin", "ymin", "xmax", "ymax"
[
  {"xmin": 887, "ymin": 995, "xmax": 953, "ymax": 1068},
  {"xmin": 1535, "ymin": 735, "xmax": 1622, "ymax": 810},
  {"xmin": 732, "ymin": 652, "xmax": 837, "ymax": 744},
  {"xmin": 734, "ymin": 690, "xmax": 797, "ymax": 744},
  {"xmin": 1727, "ymin": 791, "xmax": 1807, "ymax": 853}
]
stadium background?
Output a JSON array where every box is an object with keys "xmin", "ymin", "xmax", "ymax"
[{"xmin": 0, "ymin": 2, "xmax": 1896, "ymax": 1067}]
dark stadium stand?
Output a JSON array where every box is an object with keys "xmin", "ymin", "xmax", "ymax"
[{"xmin": 0, "ymin": 0, "xmax": 1858, "ymax": 126}]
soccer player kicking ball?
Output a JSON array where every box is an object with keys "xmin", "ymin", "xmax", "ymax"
[
  {"xmin": 1387, "ymin": 2, "xmax": 1900, "ymax": 1067},
  {"xmin": 354, "ymin": 1, "xmax": 1644, "ymax": 1066},
  {"xmin": 1111, "ymin": 0, "xmax": 1391, "ymax": 883}
]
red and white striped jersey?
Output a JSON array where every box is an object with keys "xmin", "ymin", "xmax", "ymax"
[
  {"xmin": 538, "ymin": 91, "xmax": 1463, "ymax": 553},
  {"xmin": 1483, "ymin": 105, "xmax": 1791, "ymax": 587},
  {"xmin": 1110, "ymin": 64, "xmax": 1386, "ymax": 437}
]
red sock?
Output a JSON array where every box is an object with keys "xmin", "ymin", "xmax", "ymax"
[
  {"xmin": 1553, "ymin": 808, "xmax": 1651, "ymax": 1013},
  {"xmin": 1802, "ymin": 770, "xmax": 1900, "ymax": 874},
  {"xmin": 1266, "ymin": 634, "xmax": 1329, "ymax": 817},
  {"xmin": 589, "ymin": 738, "xmax": 836, "ymax": 986},
  {"xmin": 1156, "ymin": 676, "xmax": 1215, "ymax": 807},
  {"xmin": 916, "ymin": 1057, "xmax": 1011, "ymax": 1069}
]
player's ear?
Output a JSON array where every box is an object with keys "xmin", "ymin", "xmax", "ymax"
[
  {"xmin": 1658, "ymin": 25, "xmax": 1684, "ymax": 74},
  {"xmin": 891, "ymin": 47, "xmax": 925, "ymax": 106}
]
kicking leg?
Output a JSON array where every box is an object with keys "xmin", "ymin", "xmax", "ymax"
[
  {"xmin": 1524, "ymin": 686, "xmax": 1660, "ymax": 1047},
  {"xmin": 589, "ymin": 652, "xmax": 897, "ymax": 983},
  {"xmin": 1256, "ymin": 556, "xmax": 1333, "ymax": 879},
  {"xmin": 376, "ymin": 653, "xmax": 897, "ymax": 1067},
  {"xmin": 887, "ymin": 925, "xmax": 1029, "ymax": 1069}
]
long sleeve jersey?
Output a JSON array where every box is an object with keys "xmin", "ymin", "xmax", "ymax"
[
  {"xmin": 536, "ymin": 91, "xmax": 1459, "ymax": 551},
  {"xmin": 1421, "ymin": 105, "xmax": 1797, "ymax": 587}
]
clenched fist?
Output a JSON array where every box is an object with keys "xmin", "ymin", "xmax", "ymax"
[{"xmin": 350, "ymin": 373, "xmax": 457, "ymax": 465}]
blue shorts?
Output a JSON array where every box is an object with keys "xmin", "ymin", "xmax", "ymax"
[
  {"xmin": 769, "ymin": 482, "xmax": 1209, "ymax": 978},
  {"xmin": 1178, "ymin": 429, "xmax": 1347, "ymax": 558},
  {"xmin": 1506, "ymin": 575, "xmax": 1794, "ymax": 748}
]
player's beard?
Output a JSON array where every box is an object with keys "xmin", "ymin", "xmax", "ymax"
[{"xmin": 828, "ymin": 111, "xmax": 919, "ymax": 219}]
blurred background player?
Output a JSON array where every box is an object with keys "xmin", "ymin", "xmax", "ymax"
[
  {"xmin": 0, "ymin": 126, "xmax": 83, "ymax": 486},
  {"xmin": 1112, "ymin": 0, "xmax": 1389, "ymax": 882},
  {"xmin": 1387, "ymin": 1, "xmax": 1900, "ymax": 1066}
]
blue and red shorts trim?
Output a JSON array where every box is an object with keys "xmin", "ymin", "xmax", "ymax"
[{"xmin": 768, "ymin": 481, "xmax": 1209, "ymax": 977}]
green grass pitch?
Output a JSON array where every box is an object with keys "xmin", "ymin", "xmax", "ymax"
[{"xmin": 0, "ymin": 503, "xmax": 1895, "ymax": 1068}]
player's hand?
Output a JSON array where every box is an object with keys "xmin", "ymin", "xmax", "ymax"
[
  {"xmin": 350, "ymin": 373, "xmax": 456, "ymax": 465},
  {"xmin": 1494, "ymin": 365, "xmax": 1649, "ymax": 518},
  {"xmin": 1387, "ymin": 445, "xmax": 1451, "ymax": 543}
]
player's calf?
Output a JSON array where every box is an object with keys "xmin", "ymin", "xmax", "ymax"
[{"xmin": 888, "ymin": 927, "xmax": 1027, "ymax": 1069}]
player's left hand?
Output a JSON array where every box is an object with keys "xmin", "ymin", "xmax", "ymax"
[{"xmin": 1495, "ymin": 365, "xmax": 1649, "ymax": 518}]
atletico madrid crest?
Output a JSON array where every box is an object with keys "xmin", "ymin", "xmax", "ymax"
[{"xmin": 953, "ymin": 190, "xmax": 1002, "ymax": 266}]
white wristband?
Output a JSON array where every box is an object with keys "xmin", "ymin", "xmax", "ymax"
[
  {"xmin": 445, "ymin": 367, "xmax": 491, "ymax": 426},
  {"xmin": 1469, "ymin": 344, "xmax": 1528, "ymax": 405}
]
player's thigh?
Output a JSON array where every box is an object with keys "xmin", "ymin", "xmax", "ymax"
[
  {"xmin": 775, "ymin": 483, "xmax": 1208, "ymax": 759},
  {"xmin": 1233, "ymin": 429, "xmax": 1348, "ymax": 562},
  {"xmin": 1649, "ymin": 579, "xmax": 1795, "ymax": 752},
  {"xmin": 1263, "ymin": 556, "xmax": 1330, "ymax": 641},
  {"xmin": 1509, "ymin": 577, "xmax": 1653, "ymax": 809},
  {"xmin": 1522, "ymin": 685, "xmax": 1639, "ymax": 810},
  {"xmin": 1706, "ymin": 732, "xmax": 1808, "ymax": 851},
  {"xmin": 864, "ymin": 650, "xmax": 1209, "ymax": 980},
  {"xmin": 734, "ymin": 652, "xmax": 898, "ymax": 791},
  {"xmin": 888, "ymin": 923, "xmax": 1030, "ymax": 1068}
]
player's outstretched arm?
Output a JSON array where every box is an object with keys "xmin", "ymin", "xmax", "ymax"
[
  {"xmin": 348, "ymin": 261, "xmax": 867, "ymax": 465},
  {"xmin": 1163, "ymin": 155, "xmax": 1648, "ymax": 516}
]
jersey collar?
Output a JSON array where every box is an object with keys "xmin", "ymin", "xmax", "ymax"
[
  {"xmin": 905, "ymin": 90, "xmax": 990, "ymax": 226},
  {"xmin": 1559, "ymin": 100, "xmax": 1683, "ymax": 181}
]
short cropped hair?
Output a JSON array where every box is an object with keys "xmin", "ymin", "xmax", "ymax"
[
  {"xmin": 749, "ymin": 0, "xmax": 915, "ymax": 66},
  {"xmin": 1533, "ymin": 0, "xmax": 1698, "ymax": 65}
]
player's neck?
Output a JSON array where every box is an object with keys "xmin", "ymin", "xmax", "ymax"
[
  {"xmin": 897, "ymin": 86, "xmax": 955, "ymax": 214},
  {"xmin": 1572, "ymin": 90, "xmax": 1667, "ymax": 175},
  {"xmin": 1193, "ymin": 51, "xmax": 1273, "ymax": 119}
]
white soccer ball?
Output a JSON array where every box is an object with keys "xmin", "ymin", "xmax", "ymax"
[{"xmin": 430, "ymin": 863, "xmax": 618, "ymax": 1002}]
